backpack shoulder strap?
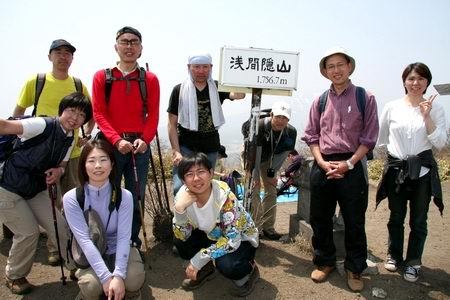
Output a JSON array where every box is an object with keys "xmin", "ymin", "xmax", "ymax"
[
  {"xmin": 73, "ymin": 77, "xmax": 83, "ymax": 93},
  {"xmin": 107, "ymin": 185, "xmax": 122, "ymax": 213},
  {"xmin": 104, "ymin": 68, "xmax": 113, "ymax": 104},
  {"xmin": 318, "ymin": 90, "xmax": 329, "ymax": 114},
  {"xmin": 105, "ymin": 185, "xmax": 122, "ymax": 231},
  {"xmin": 355, "ymin": 86, "xmax": 367, "ymax": 120},
  {"xmin": 32, "ymin": 73, "xmax": 46, "ymax": 117},
  {"xmin": 138, "ymin": 67, "xmax": 148, "ymax": 120},
  {"xmin": 75, "ymin": 187, "xmax": 85, "ymax": 211}
]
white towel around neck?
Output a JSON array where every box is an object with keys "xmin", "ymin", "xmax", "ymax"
[{"xmin": 178, "ymin": 74, "xmax": 225, "ymax": 131}]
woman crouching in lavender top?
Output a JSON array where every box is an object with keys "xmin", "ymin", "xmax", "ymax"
[{"xmin": 63, "ymin": 140, "xmax": 145, "ymax": 300}]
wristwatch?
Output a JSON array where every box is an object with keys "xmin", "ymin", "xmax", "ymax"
[{"xmin": 345, "ymin": 159, "xmax": 354, "ymax": 170}]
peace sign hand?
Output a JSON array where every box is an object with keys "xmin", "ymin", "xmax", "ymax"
[{"xmin": 419, "ymin": 94, "xmax": 437, "ymax": 118}]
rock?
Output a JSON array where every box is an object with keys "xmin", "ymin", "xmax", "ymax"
[
  {"xmin": 372, "ymin": 287, "xmax": 387, "ymax": 299},
  {"xmin": 363, "ymin": 258, "xmax": 379, "ymax": 275}
]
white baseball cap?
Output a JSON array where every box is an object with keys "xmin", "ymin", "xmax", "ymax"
[{"xmin": 271, "ymin": 101, "xmax": 291, "ymax": 120}]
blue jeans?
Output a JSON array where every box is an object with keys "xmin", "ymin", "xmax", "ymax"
[
  {"xmin": 172, "ymin": 145, "xmax": 218, "ymax": 196},
  {"xmin": 113, "ymin": 148, "xmax": 150, "ymax": 248},
  {"xmin": 386, "ymin": 169, "xmax": 431, "ymax": 266},
  {"xmin": 174, "ymin": 229, "xmax": 256, "ymax": 280}
]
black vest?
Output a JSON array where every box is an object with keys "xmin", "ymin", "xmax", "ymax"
[{"xmin": 0, "ymin": 118, "xmax": 73, "ymax": 199}]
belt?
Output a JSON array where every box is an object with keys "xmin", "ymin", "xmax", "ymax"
[{"xmin": 121, "ymin": 132, "xmax": 142, "ymax": 141}]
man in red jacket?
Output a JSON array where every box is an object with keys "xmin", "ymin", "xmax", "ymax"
[{"xmin": 92, "ymin": 26, "xmax": 160, "ymax": 248}]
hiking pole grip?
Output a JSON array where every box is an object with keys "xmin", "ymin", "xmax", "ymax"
[{"xmin": 47, "ymin": 184, "xmax": 67, "ymax": 285}]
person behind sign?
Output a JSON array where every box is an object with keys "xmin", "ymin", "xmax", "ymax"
[
  {"xmin": 173, "ymin": 153, "xmax": 259, "ymax": 297},
  {"xmin": 63, "ymin": 139, "xmax": 145, "ymax": 299},
  {"xmin": 302, "ymin": 47, "xmax": 379, "ymax": 292},
  {"xmin": 375, "ymin": 62, "xmax": 447, "ymax": 283},
  {"xmin": 92, "ymin": 26, "xmax": 160, "ymax": 249},
  {"xmin": 248, "ymin": 101, "xmax": 297, "ymax": 240},
  {"xmin": 167, "ymin": 53, "xmax": 245, "ymax": 196}
]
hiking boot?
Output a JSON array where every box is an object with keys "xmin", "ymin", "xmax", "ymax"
[
  {"xmin": 384, "ymin": 257, "xmax": 398, "ymax": 272},
  {"xmin": 181, "ymin": 261, "xmax": 215, "ymax": 290},
  {"xmin": 231, "ymin": 263, "xmax": 260, "ymax": 297},
  {"xmin": 48, "ymin": 251, "xmax": 61, "ymax": 266},
  {"xmin": 346, "ymin": 270, "xmax": 364, "ymax": 292},
  {"xmin": 311, "ymin": 265, "xmax": 335, "ymax": 283},
  {"xmin": 5, "ymin": 277, "xmax": 32, "ymax": 295},
  {"xmin": 403, "ymin": 265, "xmax": 420, "ymax": 282},
  {"xmin": 262, "ymin": 229, "xmax": 282, "ymax": 240}
]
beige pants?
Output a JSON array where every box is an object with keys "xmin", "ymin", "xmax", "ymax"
[
  {"xmin": 251, "ymin": 160, "xmax": 278, "ymax": 231},
  {"xmin": 76, "ymin": 247, "xmax": 145, "ymax": 300},
  {"xmin": 0, "ymin": 187, "xmax": 73, "ymax": 279}
]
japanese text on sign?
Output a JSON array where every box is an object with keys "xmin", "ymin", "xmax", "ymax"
[{"xmin": 219, "ymin": 47, "xmax": 300, "ymax": 91}]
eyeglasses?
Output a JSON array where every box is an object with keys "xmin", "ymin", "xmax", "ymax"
[
  {"xmin": 184, "ymin": 168, "xmax": 210, "ymax": 181},
  {"xmin": 117, "ymin": 39, "xmax": 141, "ymax": 47},
  {"xmin": 64, "ymin": 107, "xmax": 86, "ymax": 120},
  {"xmin": 325, "ymin": 62, "xmax": 347, "ymax": 71}
]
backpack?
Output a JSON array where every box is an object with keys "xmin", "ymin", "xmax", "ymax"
[
  {"xmin": 32, "ymin": 73, "xmax": 83, "ymax": 117},
  {"xmin": 241, "ymin": 108, "xmax": 272, "ymax": 139},
  {"xmin": 318, "ymin": 86, "xmax": 373, "ymax": 160},
  {"xmin": 0, "ymin": 117, "xmax": 56, "ymax": 180},
  {"xmin": 104, "ymin": 67, "xmax": 148, "ymax": 121},
  {"xmin": 67, "ymin": 185, "xmax": 122, "ymax": 269}
]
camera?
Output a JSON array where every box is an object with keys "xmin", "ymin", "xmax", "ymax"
[{"xmin": 266, "ymin": 168, "xmax": 275, "ymax": 178}]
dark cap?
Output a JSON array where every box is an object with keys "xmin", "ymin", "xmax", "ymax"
[
  {"xmin": 218, "ymin": 145, "xmax": 228, "ymax": 158},
  {"xmin": 49, "ymin": 39, "xmax": 76, "ymax": 54},
  {"xmin": 116, "ymin": 26, "xmax": 142, "ymax": 41}
]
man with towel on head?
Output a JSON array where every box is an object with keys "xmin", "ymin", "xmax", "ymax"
[{"xmin": 167, "ymin": 53, "xmax": 245, "ymax": 195}]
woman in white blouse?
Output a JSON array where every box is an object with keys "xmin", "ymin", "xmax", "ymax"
[{"xmin": 376, "ymin": 62, "xmax": 447, "ymax": 283}]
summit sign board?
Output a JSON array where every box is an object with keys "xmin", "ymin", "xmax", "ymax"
[{"xmin": 219, "ymin": 46, "xmax": 300, "ymax": 95}]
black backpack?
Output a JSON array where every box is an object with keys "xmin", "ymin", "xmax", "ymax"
[
  {"xmin": 241, "ymin": 108, "xmax": 272, "ymax": 140},
  {"xmin": 32, "ymin": 73, "xmax": 83, "ymax": 117},
  {"xmin": 318, "ymin": 86, "xmax": 374, "ymax": 160},
  {"xmin": 104, "ymin": 67, "xmax": 148, "ymax": 121}
]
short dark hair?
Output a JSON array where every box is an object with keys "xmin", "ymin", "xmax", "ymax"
[
  {"xmin": 177, "ymin": 153, "xmax": 212, "ymax": 180},
  {"xmin": 401, "ymin": 62, "xmax": 432, "ymax": 94},
  {"xmin": 289, "ymin": 150, "xmax": 299, "ymax": 156},
  {"xmin": 58, "ymin": 92, "xmax": 93, "ymax": 124},
  {"xmin": 78, "ymin": 139, "xmax": 116, "ymax": 185},
  {"xmin": 116, "ymin": 26, "xmax": 142, "ymax": 41}
]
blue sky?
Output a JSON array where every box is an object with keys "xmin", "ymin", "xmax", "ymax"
[{"xmin": 1, "ymin": 0, "xmax": 449, "ymax": 152}]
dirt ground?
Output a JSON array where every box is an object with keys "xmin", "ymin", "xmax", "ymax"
[{"xmin": 0, "ymin": 183, "xmax": 449, "ymax": 300}]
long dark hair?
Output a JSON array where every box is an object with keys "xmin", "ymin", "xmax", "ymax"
[{"xmin": 78, "ymin": 139, "xmax": 116, "ymax": 185}]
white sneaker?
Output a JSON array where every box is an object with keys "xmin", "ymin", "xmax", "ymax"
[
  {"xmin": 384, "ymin": 257, "xmax": 398, "ymax": 272},
  {"xmin": 403, "ymin": 265, "xmax": 420, "ymax": 282}
]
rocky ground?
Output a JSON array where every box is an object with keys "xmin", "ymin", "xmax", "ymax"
[{"xmin": 0, "ymin": 183, "xmax": 449, "ymax": 299}]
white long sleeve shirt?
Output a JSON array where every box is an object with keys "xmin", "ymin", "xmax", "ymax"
[{"xmin": 377, "ymin": 98, "xmax": 447, "ymax": 175}]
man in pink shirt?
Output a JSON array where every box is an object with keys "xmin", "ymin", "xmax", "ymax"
[
  {"xmin": 92, "ymin": 26, "xmax": 160, "ymax": 248},
  {"xmin": 302, "ymin": 47, "xmax": 378, "ymax": 292}
]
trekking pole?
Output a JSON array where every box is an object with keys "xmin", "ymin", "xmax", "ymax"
[
  {"xmin": 130, "ymin": 152, "xmax": 150, "ymax": 267},
  {"xmin": 154, "ymin": 131, "xmax": 170, "ymax": 211},
  {"xmin": 48, "ymin": 183, "xmax": 67, "ymax": 285}
]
